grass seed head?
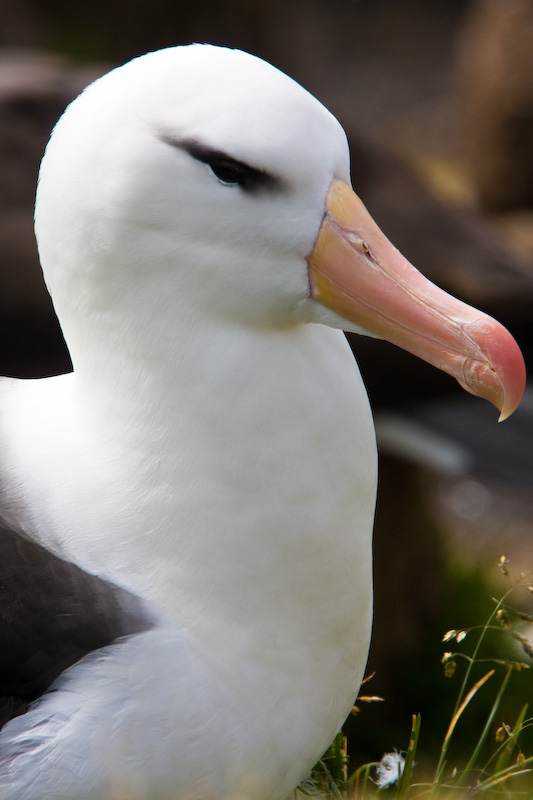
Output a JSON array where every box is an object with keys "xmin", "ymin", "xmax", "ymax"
[
  {"xmin": 498, "ymin": 555, "xmax": 510, "ymax": 575},
  {"xmin": 441, "ymin": 652, "xmax": 456, "ymax": 677}
]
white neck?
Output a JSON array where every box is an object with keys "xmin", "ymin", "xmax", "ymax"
[
  {"xmin": 6, "ymin": 306, "xmax": 377, "ymax": 740},
  {"xmin": 26, "ymin": 315, "xmax": 374, "ymax": 634}
]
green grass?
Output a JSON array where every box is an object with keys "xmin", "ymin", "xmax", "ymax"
[{"xmin": 300, "ymin": 559, "xmax": 533, "ymax": 799}]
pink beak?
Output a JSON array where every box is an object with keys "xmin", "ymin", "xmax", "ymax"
[{"xmin": 307, "ymin": 180, "xmax": 526, "ymax": 420}]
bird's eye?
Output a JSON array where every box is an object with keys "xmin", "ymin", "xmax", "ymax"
[
  {"xmin": 206, "ymin": 157, "xmax": 250, "ymax": 187},
  {"xmin": 161, "ymin": 134, "xmax": 279, "ymax": 193},
  {"xmin": 203, "ymin": 155, "xmax": 275, "ymax": 193},
  {"xmin": 160, "ymin": 135, "xmax": 278, "ymax": 193}
]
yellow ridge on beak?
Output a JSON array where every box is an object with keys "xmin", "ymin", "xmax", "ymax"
[{"xmin": 307, "ymin": 180, "xmax": 526, "ymax": 420}]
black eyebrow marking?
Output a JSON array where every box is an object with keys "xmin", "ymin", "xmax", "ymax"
[{"xmin": 160, "ymin": 134, "xmax": 279, "ymax": 193}]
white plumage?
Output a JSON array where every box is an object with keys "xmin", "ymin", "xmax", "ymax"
[{"xmin": 0, "ymin": 45, "xmax": 524, "ymax": 799}]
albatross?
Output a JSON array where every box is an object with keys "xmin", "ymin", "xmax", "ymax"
[{"xmin": 0, "ymin": 45, "xmax": 526, "ymax": 799}]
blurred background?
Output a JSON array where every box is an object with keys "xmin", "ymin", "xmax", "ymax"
[{"xmin": 1, "ymin": 0, "xmax": 532, "ymax": 775}]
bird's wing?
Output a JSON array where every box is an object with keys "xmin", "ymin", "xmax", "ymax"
[{"xmin": 0, "ymin": 516, "xmax": 154, "ymax": 728}]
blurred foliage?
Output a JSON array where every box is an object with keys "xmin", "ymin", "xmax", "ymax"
[{"xmin": 346, "ymin": 552, "xmax": 533, "ymax": 776}]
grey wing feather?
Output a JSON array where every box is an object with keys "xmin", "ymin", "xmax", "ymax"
[{"xmin": 0, "ymin": 520, "xmax": 154, "ymax": 727}]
